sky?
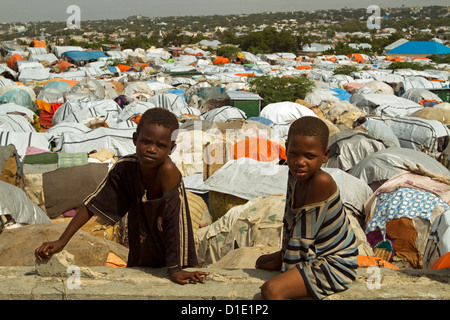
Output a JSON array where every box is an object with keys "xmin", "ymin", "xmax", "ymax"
[{"xmin": 0, "ymin": 0, "xmax": 449, "ymax": 23}]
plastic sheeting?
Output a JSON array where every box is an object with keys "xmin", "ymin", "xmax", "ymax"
[
  {"xmin": 383, "ymin": 117, "xmax": 450, "ymax": 155},
  {"xmin": 423, "ymin": 209, "xmax": 450, "ymax": 269},
  {"xmin": 259, "ymin": 101, "xmax": 317, "ymax": 124},
  {"xmin": 402, "ymin": 88, "xmax": 443, "ymax": 104},
  {"xmin": 349, "ymin": 147, "xmax": 450, "ymax": 186},
  {"xmin": 0, "ymin": 114, "xmax": 36, "ymax": 132},
  {"xmin": 350, "ymin": 93, "xmax": 423, "ymax": 117},
  {"xmin": 0, "ymin": 132, "xmax": 51, "ymax": 158},
  {"xmin": 0, "ymin": 180, "xmax": 52, "ymax": 230},
  {"xmin": 53, "ymin": 127, "xmax": 135, "ymax": 156},
  {"xmin": 324, "ymin": 130, "xmax": 387, "ymax": 172},
  {"xmin": 52, "ymin": 99, "xmax": 122, "ymax": 127},
  {"xmin": 202, "ymin": 158, "xmax": 372, "ymax": 215},
  {"xmin": 202, "ymin": 105, "xmax": 246, "ymax": 122}
]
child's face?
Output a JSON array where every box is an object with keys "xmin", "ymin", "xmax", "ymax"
[
  {"xmin": 286, "ymin": 134, "xmax": 330, "ymax": 183},
  {"xmin": 133, "ymin": 123, "xmax": 175, "ymax": 171}
]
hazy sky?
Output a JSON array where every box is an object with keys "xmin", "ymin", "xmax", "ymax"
[{"xmin": 1, "ymin": 0, "xmax": 449, "ymax": 23}]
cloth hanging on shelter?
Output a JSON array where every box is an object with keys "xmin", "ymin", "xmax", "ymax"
[{"xmin": 365, "ymin": 187, "xmax": 449, "ymax": 237}]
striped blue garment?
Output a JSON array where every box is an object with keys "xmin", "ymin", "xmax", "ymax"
[{"xmin": 281, "ymin": 171, "xmax": 359, "ymax": 300}]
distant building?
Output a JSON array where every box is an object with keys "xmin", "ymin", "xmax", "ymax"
[
  {"xmin": 386, "ymin": 40, "xmax": 450, "ymax": 58},
  {"xmin": 385, "ymin": 38, "xmax": 409, "ymax": 52}
]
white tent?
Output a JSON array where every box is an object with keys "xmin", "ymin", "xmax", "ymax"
[{"xmin": 260, "ymin": 101, "xmax": 317, "ymax": 124}]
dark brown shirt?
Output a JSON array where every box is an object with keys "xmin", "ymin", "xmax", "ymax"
[{"xmin": 83, "ymin": 154, "xmax": 198, "ymax": 274}]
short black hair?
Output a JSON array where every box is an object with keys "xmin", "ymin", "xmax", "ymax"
[
  {"xmin": 287, "ymin": 116, "xmax": 329, "ymax": 150},
  {"xmin": 136, "ymin": 107, "xmax": 179, "ymax": 137}
]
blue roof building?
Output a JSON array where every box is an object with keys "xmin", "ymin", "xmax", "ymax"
[{"xmin": 386, "ymin": 41, "xmax": 450, "ymax": 57}]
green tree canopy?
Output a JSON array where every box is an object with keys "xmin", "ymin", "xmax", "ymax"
[{"xmin": 247, "ymin": 74, "xmax": 315, "ymax": 107}]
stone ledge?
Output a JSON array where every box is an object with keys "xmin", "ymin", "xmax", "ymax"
[{"xmin": 0, "ymin": 266, "xmax": 449, "ymax": 300}]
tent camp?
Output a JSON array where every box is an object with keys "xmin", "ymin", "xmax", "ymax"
[{"xmin": 1, "ymin": 35, "xmax": 450, "ymax": 276}]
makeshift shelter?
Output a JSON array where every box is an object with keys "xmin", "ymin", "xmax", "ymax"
[
  {"xmin": 382, "ymin": 117, "xmax": 450, "ymax": 158},
  {"xmin": 354, "ymin": 117, "xmax": 400, "ymax": 148},
  {"xmin": 320, "ymin": 100, "xmax": 366, "ymax": 129},
  {"xmin": 0, "ymin": 88, "xmax": 34, "ymax": 110},
  {"xmin": 402, "ymin": 88, "xmax": 443, "ymax": 106},
  {"xmin": 350, "ymin": 93, "xmax": 423, "ymax": 117},
  {"xmin": 51, "ymin": 99, "xmax": 122, "ymax": 128},
  {"xmin": 198, "ymin": 162, "xmax": 374, "ymax": 265},
  {"xmin": 53, "ymin": 127, "xmax": 135, "ymax": 157},
  {"xmin": 202, "ymin": 105, "xmax": 246, "ymax": 122},
  {"xmin": 360, "ymin": 81, "xmax": 395, "ymax": 95},
  {"xmin": 259, "ymin": 101, "xmax": 317, "ymax": 124},
  {"xmin": 423, "ymin": 209, "xmax": 450, "ymax": 269},
  {"xmin": 0, "ymin": 180, "xmax": 51, "ymax": 231},
  {"xmin": 363, "ymin": 171, "xmax": 450, "ymax": 268},
  {"xmin": 196, "ymin": 193, "xmax": 286, "ymax": 267},
  {"xmin": 7, "ymin": 53, "xmax": 23, "ymax": 70},
  {"xmin": 324, "ymin": 130, "xmax": 387, "ymax": 172},
  {"xmin": 213, "ymin": 56, "xmax": 230, "ymax": 65},
  {"xmin": 0, "ymin": 144, "xmax": 20, "ymax": 187},
  {"xmin": 349, "ymin": 147, "xmax": 450, "ymax": 191},
  {"xmin": 70, "ymin": 78, "xmax": 107, "ymax": 100},
  {"xmin": 117, "ymin": 100, "xmax": 155, "ymax": 123},
  {"xmin": 0, "ymin": 114, "xmax": 36, "ymax": 132},
  {"xmin": 411, "ymin": 107, "xmax": 450, "ymax": 125},
  {"xmin": 61, "ymin": 50, "xmax": 107, "ymax": 66}
]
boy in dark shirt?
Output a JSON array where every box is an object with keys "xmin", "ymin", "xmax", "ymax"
[{"xmin": 35, "ymin": 108, "xmax": 208, "ymax": 285}]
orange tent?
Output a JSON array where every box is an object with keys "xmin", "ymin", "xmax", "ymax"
[
  {"xmin": 213, "ymin": 56, "xmax": 230, "ymax": 65},
  {"xmin": 233, "ymin": 137, "xmax": 287, "ymax": 163},
  {"xmin": 349, "ymin": 53, "xmax": 364, "ymax": 64},
  {"xmin": 117, "ymin": 64, "xmax": 133, "ymax": 72},
  {"xmin": 7, "ymin": 53, "xmax": 23, "ymax": 69},
  {"xmin": 32, "ymin": 40, "xmax": 46, "ymax": 48},
  {"xmin": 387, "ymin": 56, "xmax": 406, "ymax": 62},
  {"xmin": 324, "ymin": 55, "xmax": 336, "ymax": 62},
  {"xmin": 295, "ymin": 65, "xmax": 312, "ymax": 70},
  {"xmin": 235, "ymin": 73, "xmax": 256, "ymax": 77},
  {"xmin": 41, "ymin": 78, "xmax": 79, "ymax": 87},
  {"xmin": 431, "ymin": 252, "xmax": 450, "ymax": 270},
  {"xmin": 59, "ymin": 60, "xmax": 73, "ymax": 72}
]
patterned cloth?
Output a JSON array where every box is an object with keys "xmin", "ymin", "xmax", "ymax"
[{"xmin": 365, "ymin": 187, "xmax": 450, "ymax": 237}]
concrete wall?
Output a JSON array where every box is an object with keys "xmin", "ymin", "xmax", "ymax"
[{"xmin": 1, "ymin": 265, "xmax": 449, "ymax": 300}]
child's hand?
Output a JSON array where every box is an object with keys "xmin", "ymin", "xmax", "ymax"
[
  {"xmin": 35, "ymin": 240, "xmax": 67, "ymax": 261},
  {"xmin": 169, "ymin": 270, "xmax": 208, "ymax": 285},
  {"xmin": 255, "ymin": 250, "xmax": 282, "ymax": 271}
]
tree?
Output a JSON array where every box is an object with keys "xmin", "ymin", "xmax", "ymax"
[
  {"xmin": 239, "ymin": 27, "xmax": 299, "ymax": 54},
  {"xmin": 247, "ymin": 74, "xmax": 315, "ymax": 107}
]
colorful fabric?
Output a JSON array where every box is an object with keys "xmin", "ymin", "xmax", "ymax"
[
  {"xmin": 57, "ymin": 152, "xmax": 88, "ymax": 168},
  {"xmin": 281, "ymin": 171, "xmax": 359, "ymax": 300},
  {"xmin": 365, "ymin": 187, "xmax": 450, "ymax": 237}
]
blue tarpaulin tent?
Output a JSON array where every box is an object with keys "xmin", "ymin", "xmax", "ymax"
[{"xmin": 61, "ymin": 50, "xmax": 107, "ymax": 65}]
